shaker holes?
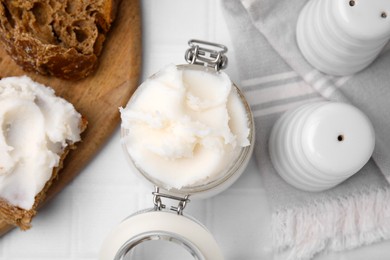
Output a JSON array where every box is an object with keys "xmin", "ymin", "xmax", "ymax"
[
  {"xmin": 337, "ymin": 135, "xmax": 344, "ymax": 142},
  {"xmin": 348, "ymin": 1, "xmax": 387, "ymax": 19}
]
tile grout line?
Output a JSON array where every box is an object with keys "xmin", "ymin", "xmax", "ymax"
[
  {"xmin": 71, "ymin": 188, "xmax": 80, "ymax": 259},
  {"xmin": 207, "ymin": 0, "xmax": 217, "ymax": 41},
  {"xmin": 206, "ymin": 198, "xmax": 213, "ymax": 235}
]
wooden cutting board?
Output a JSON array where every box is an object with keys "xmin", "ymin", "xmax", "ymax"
[{"xmin": 0, "ymin": 0, "xmax": 141, "ymax": 235}]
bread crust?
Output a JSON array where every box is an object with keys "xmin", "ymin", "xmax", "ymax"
[
  {"xmin": 0, "ymin": 117, "xmax": 87, "ymax": 230},
  {"xmin": 0, "ymin": 0, "xmax": 120, "ymax": 80}
]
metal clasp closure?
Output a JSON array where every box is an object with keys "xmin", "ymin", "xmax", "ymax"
[
  {"xmin": 185, "ymin": 39, "xmax": 228, "ymax": 71},
  {"xmin": 152, "ymin": 187, "xmax": 190, "ymax": 215}
]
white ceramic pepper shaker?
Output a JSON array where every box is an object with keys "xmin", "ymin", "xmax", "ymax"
[
  {"xmin": 269, "ymin": 101, "xmax": 375, "ymax": 192},
  {"xmin": 296, "ymin": 0, "xmax": 390, "ymax": 76}
]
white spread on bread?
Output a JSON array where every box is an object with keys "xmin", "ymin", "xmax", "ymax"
[{"xmin": 0, "ymin": 76, "xmax": 82, "ymax": 210}]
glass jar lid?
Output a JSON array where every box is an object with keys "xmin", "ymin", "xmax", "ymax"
[{"xmin": 99, "ymin": 209, "xmax": 223, "ymax": 260}]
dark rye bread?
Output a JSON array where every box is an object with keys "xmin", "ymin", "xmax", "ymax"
[
  {"xmin": 0, "ymin": 0, "xmax": 120, "ymax": 80},
  {"xmin": 0, "ymin": 117, "xmax": 87, "ymax": 230}
]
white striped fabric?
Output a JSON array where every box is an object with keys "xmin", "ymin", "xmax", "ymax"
[{"xmin": 222, "ymin": 0, "xmax": 390, "ymax": 259}]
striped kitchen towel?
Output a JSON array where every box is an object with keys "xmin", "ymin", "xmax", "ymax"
[{"xmin": 222, "ymin": 0, "xmax": 390, "ymax": 259}]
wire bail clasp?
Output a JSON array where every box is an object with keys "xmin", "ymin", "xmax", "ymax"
[
  {"xmin": 152, "ymin": 186, "xmax": 190, "ymax": 215},
  {"xmin": 185, "ymin": 39, "xmax": 228, "ymax": 71}
]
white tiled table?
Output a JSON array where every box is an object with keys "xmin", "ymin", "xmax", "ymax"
[{"xmin": 1, "ymin": 1, "xmax": 390, "ymax": 259}]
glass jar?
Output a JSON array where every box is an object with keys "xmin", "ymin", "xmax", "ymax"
[
  {"xmin": 120, "ymin": 63, "xmax": 254, "ymax": 198},
  {"xmin": 99, "ymin": 40, "xmax": 255, "ymax": 260}
]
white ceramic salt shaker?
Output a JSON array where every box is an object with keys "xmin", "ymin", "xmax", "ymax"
[
  {"xmin": 269, "ymin": 101, "xmax": 375, "ymax": 192},
  {"xmin": 296, "ymin": 0, "xmax": 390, "ymax": 76}
]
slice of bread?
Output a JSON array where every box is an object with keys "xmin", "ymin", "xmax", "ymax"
[
  {"xmin": 0, "ymin": 117, "xmax": 87, "ymax": 230},
  {"xmin": 0, "ymin": 0, "xmax": 120, "ymax": 80},
  {"xmin": 0, "ymin": 76, "xmax": 88, "ymax": 230}
]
